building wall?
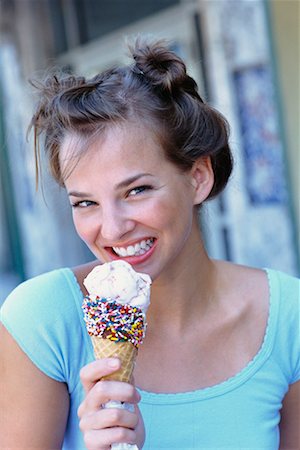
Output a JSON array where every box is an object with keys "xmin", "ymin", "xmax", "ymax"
[{"xmin": 268, "ymin": 0, "xmax": 300, "ymax": 252}]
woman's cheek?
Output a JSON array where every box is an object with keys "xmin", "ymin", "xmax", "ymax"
[
  {"xmin": 72, "ymin": 214, "xmax": 98, "ymax": 245},
  {"xmin": 136, "ymin": 197, "xmax": 168, "ymax": 223}
]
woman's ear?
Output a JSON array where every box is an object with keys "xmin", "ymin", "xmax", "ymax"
[{"xmin": 190, "ymin": 157, "xmax": 214, "ymax": 205}]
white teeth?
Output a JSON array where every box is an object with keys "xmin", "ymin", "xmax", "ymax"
[
  {"xmin": 119, "ymin": 247, "xmax": 127, "ymax": 257},
  {"xmin": 140, "ymin": 240, "xmax": 147, "ymax": 249},
  {"xmin": 113, "ymin": 238, "xmax": 154, "ymax": 257},
  {"xmin": 127, "ymin": 245, "xmax": 135, "ymax": 256}
]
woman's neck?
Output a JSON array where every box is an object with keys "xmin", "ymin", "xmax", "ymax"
[{"xmin": 148, "ymin": 239, "xmax": 218, "ymax": 334}]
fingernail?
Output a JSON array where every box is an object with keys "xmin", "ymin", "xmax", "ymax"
[{"xmin": 108, "ymin": 358, "xmax": 119, "ymax": 368}]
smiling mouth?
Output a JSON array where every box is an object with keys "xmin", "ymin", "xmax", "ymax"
[{"xmin": 111, "ymin": 238, "xmax": 155, "ymax": 257}]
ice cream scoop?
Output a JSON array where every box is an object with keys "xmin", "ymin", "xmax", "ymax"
[{"xmin": 83, "ymin": 260, "xmax": 151, "ymax": 312}]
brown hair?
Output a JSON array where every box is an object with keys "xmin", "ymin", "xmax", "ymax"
[{"xmin": 30, "ymin": 37, "xmax": 233, "ymax": 199}]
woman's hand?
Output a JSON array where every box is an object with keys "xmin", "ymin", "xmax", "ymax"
[{"xmin": 78, "ymin": 358, "xmax": 145, "ymax": 450}]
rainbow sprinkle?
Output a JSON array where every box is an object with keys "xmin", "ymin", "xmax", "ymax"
[{"xmin": 82, "ymin": 296, "xmax": 146, "ymax": 348}]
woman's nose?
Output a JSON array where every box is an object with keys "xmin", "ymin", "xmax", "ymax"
[{"xmin": 100, "ymin": 206, "xmax": 135, "ymax": 242}]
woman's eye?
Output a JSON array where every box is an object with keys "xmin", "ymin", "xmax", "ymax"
[
  {"xmin": 128, "ymin": 185, "xmax": 152, "ymax": 197},
  {"xmin": 71, "ymin": 200, "xmax": 95, "ymax": 208}
]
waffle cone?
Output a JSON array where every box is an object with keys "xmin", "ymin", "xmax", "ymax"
[{"xmin": 91, "ymin": 336, "xmax": 138, "ymax": 383}]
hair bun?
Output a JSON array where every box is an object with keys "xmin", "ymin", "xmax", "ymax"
[{"xmin": 129, "ymin": 38, "xmax": 187, "ymax": 93}]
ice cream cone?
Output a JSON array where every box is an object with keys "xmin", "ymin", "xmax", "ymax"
[
  {"xmin": 91, "ymin": 336, "xmax": 137, "ymax": 382},
  {"xmin": 82, "ymin": 261, "xmax": 152, "ymax": 450}
]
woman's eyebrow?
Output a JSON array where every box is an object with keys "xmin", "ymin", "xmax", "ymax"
[
  {"xmin": 115, "ymin": 173, "xmax": 154, "ymax": 189},
  {"xmin": 67, "ymin": 173, "xmax": 154, "ymax": 197},
  {"xmin": 67, "ymin": 191, "xmax": 91, "ymax": 198}
]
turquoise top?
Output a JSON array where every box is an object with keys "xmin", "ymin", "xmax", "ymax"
[{"xmin": 1, "ymin": 268, "xmax": 299, "ymax": 449}]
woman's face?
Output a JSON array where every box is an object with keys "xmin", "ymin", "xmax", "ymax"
[{"xmin": 61, "ymin": 123, "xmax": 210, "ymax": 281}]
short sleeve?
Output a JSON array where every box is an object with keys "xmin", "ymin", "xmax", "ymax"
[
  {"xmin": 0, "ymin": 269, "xmax": 93, "ymax": 392},
  {"xmin": 276, "ymin": 271, "xmax": 300, "ymax": 384}
]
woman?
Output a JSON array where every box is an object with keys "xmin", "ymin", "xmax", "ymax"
[{"xmin": 0, "ymin": 38, "xmax": 299, "ymax": 449}]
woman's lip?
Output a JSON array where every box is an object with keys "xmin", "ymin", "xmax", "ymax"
[{"xmin": 106, "ymin": 239, "xmax": 157, "ymax": 265}]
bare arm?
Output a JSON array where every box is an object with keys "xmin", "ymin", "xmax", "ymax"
[
  {"xmin": 0, "ymin": 324, "xmax": 69, "ymax": 449},
  {"xmin": 279, "ymin": 380, "xmax": 300, "ymax": 449}
]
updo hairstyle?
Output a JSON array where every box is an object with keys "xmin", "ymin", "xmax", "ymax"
[{"xmin": 30, "ymin": 37, "xmax": 233, "ymax": 199}]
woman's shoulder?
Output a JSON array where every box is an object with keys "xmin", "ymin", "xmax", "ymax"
[
  {"xmin": 216, "ymin": 261, "xmax": 299, "ymax": 341},
  {"xmin": 0, "ymin": 265, "xmax": 95, "ymax": 384},
  {"xmin": 3, "ymin": 267, "xmax": 75, "ymax": 303},
  {"xmin": 269, "ymin": 266, "xmax": 300, "ymax": 300},
  {"xmin": 1, "ymin": 266, "xmax": 84, "ymax": 324},
  {"xmin": 215, "ymin": 261, "xmax": 299, "ymax": 323},
  {"xmin": 264, "ymin": 268, "xmax": 300, "ymax": 383},
  {"xmin": 214, "ymin": 260, "xmax": 299, "ymax": 299},
  {"xmin": 214, "ymin": 262, "xmax": 299, "ymax": 378},
  {"xmin": 213, "ymin": 260, "xmax": 269, "ymax": 306}
]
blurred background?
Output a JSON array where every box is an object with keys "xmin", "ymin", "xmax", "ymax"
[{"xmin": 0, "ymin": 0, "xmax": 299, "ymax": 303}]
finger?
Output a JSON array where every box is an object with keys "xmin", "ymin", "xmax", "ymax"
[
  {"xmin": 78, "ymin": 382, "xmax": 140, "ymax": 417},
  {"xmin": 83, "ymin": 428, "xmax": 111, "ymax": 450},
  {"xmin": 79, "ymin": 406, "xmax": 139, "ymax": 432},
  {"xmin": 82, "ymin": 381, "xmax": 140, "ymax": 413},
  {"xmin": 80, "ymin": 358, "xmax": 121, "ymax": 393},
  {"xmin": 84, "ymin": 427, "xmax": 136, "ymax": 450}
]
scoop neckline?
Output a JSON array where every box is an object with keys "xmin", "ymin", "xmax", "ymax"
[
  {"xmin": 65, "ymin": 267, "xmax": 279, "ymax": 404},
  {"xmin": 138, "ymin": 268, "xmax": 278, "ymax": 404}
]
